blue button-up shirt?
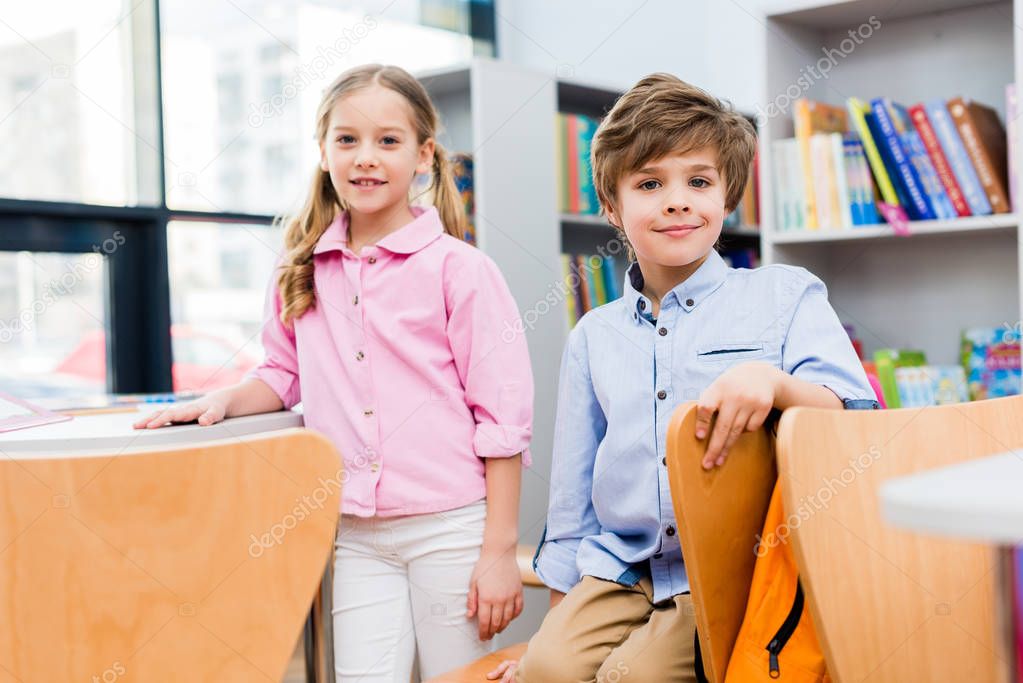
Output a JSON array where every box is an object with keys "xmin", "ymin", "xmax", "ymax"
[{"xmin": 533, "ymin": 250, "xmax": 875, "ymax": 603}]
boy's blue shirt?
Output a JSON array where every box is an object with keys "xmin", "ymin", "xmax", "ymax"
[{"xmin": 534, "ymin": 249, "xmax": 878, "ymax": 603}]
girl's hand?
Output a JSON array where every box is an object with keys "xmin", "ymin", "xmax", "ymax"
[
  {"xmin": 695, "ymin": 361, "xmax": 783, "ymax": 468},
  {"xmin": 486, "ymin": 659, "xmax": 518, "ymax": 682},
  {"xmin": 132, "ymin": 396, "xmax": 229, "ymax": 430},
  {"xmin": 467, "ymin": 549, "xmax": 523, "ymax": 641}
]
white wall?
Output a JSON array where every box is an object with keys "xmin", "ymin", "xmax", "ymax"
[{"xmin": 495, "ymin": 0, "xmax": 768, "ymax": 113}]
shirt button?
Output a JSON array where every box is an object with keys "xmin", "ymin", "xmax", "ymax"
[
  {"xmin": 638, "ymin": 300, "xmax": 646, "ymax": 310},
  {"xmin": 368, "ymin": 256, "xmax": 377, "ymax": 264},
  {"xmin": 633, "ymin": 312, "xmax": 638, "ymax": 320},
  {"xmin": 364, "ymin": 409, "xmax": 374, "ymax": 416},
  {"xmin": 370, "ymin": 463, "xmax": 380, "ymax": 472},
  {"xmin": 662, "ymin": 457, "xmax": 667, "ymax": 466},
  {"xmin": 356, "ymin": 351, "xmax": 365, "ymax": 361},
  {"xmin": 657, "ymin": 390, "xmax": 667, "ymax": 400},
  {"xmin": 666, "ymin": 525, "xmax": 676, "ymax": 537},
  {"xmin": 686, "ymin": 298, "xmax": 695, "ymax": 307},
  {"xmin": 658, "ymin": 327, "xmax": 667, "ymax": 336},
  {"xmin": 353, "ymin": 295, "xmax": 359, "ymax": 305}
]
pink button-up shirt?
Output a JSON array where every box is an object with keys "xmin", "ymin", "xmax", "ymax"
[{"xmin": 250, "ymin": 206, "xmax": 534, "ymax": 517}]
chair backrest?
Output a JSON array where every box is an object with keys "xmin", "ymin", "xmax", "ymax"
[
  {"xmin": 666, "ymin": 401, "xmax": 777, "ymax": 683},
  {"xmin": 0, "ymin": 428, "xmax": 341, "ymax": 682},
  {"xmin": 776, "ymin": 396, "xmax": 1023, "ymax": 682}
]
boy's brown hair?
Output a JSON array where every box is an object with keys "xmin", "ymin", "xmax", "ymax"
[{"xmin": 591, "ymin": 73, "xmax": 757, "ymax": 218}]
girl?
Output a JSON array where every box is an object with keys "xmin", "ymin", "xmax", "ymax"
[{"xmin": 135, "ymin": 64, "xmax": 534, "ymax": 682}]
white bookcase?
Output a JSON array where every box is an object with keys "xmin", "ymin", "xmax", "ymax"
[
  {"xmin": 416, "ymin": 57, "xmax": 765, "ymax": 639},
  {"xmin": 759, "ymin": 0, "xmax": 1023, "ymax": 365}
]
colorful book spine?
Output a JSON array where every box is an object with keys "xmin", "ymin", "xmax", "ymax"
[
  {"xmin": 870, "ymin": 98, "xmax": 935, "ymax": 220},
  {"xmin": 580, "ymin": 116, "xmax": 600, "ymax": 214},
  {"xmin": 830, "ymin": 132, "xmax": 854, "ymax": 229},
  {"xmin": 948, "ymin": 97, "xmax": 1011, "ymax": 214},
  {"xmin": 555, "ymin": 114, "xmax": 568, "ymax": 213},
  {"xmin": 1008, "ymin": 84, "xmax": 1019, "ymax": 213},
  {"xmin": 908, "ymin": 104, "xmax": 971, "ymax": 217},
  {"xmin": 810, "ymin": 134, "xmax": 836, "ymax": 228},
  {"xmin": 566, "ymin": 116, "xmax": 580, "ymax": 214},
  {"xmin": 847, "ymin": 98, "xmax": 901, "ymax": 207},
  {"xmin": 842, "ymin": 136, "xmax": 865, "ymax": 225},
  {"xmin": 603, "ymin": 256, "xmax": 620, "ymax": 301},
  {"xmin": 589, "ymin": 255, "xmax": 608, "ymax": 305},
  {"xmin": 926, "ymin": 99, "xmax": 992, "ymax": 216},
  {"xmin": 794, "ymin": 100, "xmax": 820, "ymax": 229},
  {"xmin": 561, "ymin": 254, "xmax": 577, "ymax": 327},
  {"xmin": 903, "ymin": 129, "xmax": 957, "ymax": 219}
]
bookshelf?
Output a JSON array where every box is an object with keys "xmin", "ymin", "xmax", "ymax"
[
  {"xmin": 758, "ymin": 0, "xmax": 1023, "ymax": 366},
  {"xmin": 416, "ymin": 57, "xmax": 765, "ymax": 640}
]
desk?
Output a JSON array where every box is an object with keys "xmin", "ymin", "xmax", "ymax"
[
  {"xmin": 881, "ymin": 452, "xmax": 1023, "ymax": 683},
  {"xmin": 0, "ymin": 407, "xmax": 337, "ymax": 682}
]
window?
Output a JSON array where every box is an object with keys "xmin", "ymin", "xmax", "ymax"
[
  {"xmin": 0, "ymin": 251, "xmax": 108, "ymax": 398},
  {"xmin": 0, "ymin": 0, "xmax": 494, "ymax": 396}
]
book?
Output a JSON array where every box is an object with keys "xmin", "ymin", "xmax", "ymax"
[
  {"xmin": 948, "ymin": 97, "xmax": 1011, "ymax": 214},
  {"xmin": 829, "ymin": 132, "xmax": 854, "ymax": 229},
  {"xmin": 874, "ymin": 349, "xmax": 927, "ymax": 409},
  {"xmin": 903, "ymin": 128, "xmax": 957, "ymax": 219},
  {"xmin": 603, "ymin": 255, "xmax": 620, "ymax": 301},
  {"xmin": 561, "ymin": 254, "xmax": 577, "ymax": 327},
  {"xmin": 908, "ymin": 103, "xmax": 971, "ymax": 217},
  {"xmin": 925, "ymin": 99, "xmax": 992, "ymax": 216},
  {"xmin": 870, "ymin": 98, "xmax": 935, "ymax": 220},
  {"xmin": 794, "ymin": 99, "xmax": 848, "ymax": 229},
  {"xmin": 1007, "ymin": 84, "xmax": 1019, "ymax": 213},
  {"xmin": 961, "ymin": 327, "xmax": 1021, "ymax": 400},
  {"xmin": 847, "ymin": 97, "xmax": 901, "ymax": 207}
]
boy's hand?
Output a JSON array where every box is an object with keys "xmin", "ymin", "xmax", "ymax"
[
  {"xmin": 695, "ymin": 361, "xmax": 783, "ymax": 469},
  {"xmin": 467, "ymin": 550, "xmax": 523, "ymax": 641},
  {"xmin": 132, "ymin": 396, "xmax": 228, "ymax": 430}
]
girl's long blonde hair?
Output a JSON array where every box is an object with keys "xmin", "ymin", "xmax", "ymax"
[{"xmin": 276, "ymin": 64, "xmax": 468, "ymax": 326}]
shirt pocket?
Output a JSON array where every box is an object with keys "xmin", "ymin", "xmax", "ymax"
[{"xmin": 696, "ymin": 341, "xmax": 767, "ymax": 363}]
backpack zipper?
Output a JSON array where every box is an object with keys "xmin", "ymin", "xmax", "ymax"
[{"xmin": 765, "ymin": 579, "xmax": 805, "ymax": 679}]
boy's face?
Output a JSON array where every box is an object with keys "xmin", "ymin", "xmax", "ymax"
[{"xmin": 606, "ymin": 146, "xmax": 727, "ymax": 270}]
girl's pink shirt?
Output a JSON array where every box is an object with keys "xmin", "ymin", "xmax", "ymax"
[{"xmin": 250, "ymin": 206, "xmax": 534, "ymax": 517}]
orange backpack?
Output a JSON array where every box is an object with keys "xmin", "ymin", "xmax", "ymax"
[{"xmin": 721, "ymin": 483, "xmax": 830, "ymax": 682}]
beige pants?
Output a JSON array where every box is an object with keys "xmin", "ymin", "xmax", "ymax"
[{"xmin": 516, "ymin": 575, "xmax": 698, "ymax": 683}]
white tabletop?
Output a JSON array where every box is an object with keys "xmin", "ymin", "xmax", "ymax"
[
  {"xmin": 0, "ymin": 408, "xmax": 304, "ymax": 459},
  {"xmin": 880, "ymin": 451, "xmax": 1023, "ymax": 545}
]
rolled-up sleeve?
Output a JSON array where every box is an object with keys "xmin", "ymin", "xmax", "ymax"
[
  {"xmin": 445, "ymin": 252, "xmax": 534, "ymax": 465},
  {"xmin": 247, "ymin": 269, "xmax": 302, "ymax": 409},
  {"xmin": 781, "ymin": 273, "xmax": 874, "ymax": 403},
  {"xmin": 534, "ymin": 327, "xmax": 605, "ymax": 593}
]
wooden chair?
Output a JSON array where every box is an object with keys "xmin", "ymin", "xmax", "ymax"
[
  {"xmin": 665, "ymin": 401, "xmax": 777, "ymax": 683},
  {"xmin": 429, "ymin": 401, "xmax": 775, "ymax": 683},
  {"xmin": 774, "ymin": 397, "xmax": 1016, "ymax": 682},
  {"xmin": 0, "ymin": 428, "xmax": 341, "ymax": 681}
]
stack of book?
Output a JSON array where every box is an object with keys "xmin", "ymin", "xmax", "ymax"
[
  {"xmin": 862, "ymin": 325, "xmax": 1021, "ymax": 408},
  {"xmin": 773, "ymin": 91, "xmax": 1015, "ymax": 232},
  {"xmin": 722, "ymin": 153, "xmax": 760, "ymax": 229},
  {"xmin": 412, "ymin": 152, "xmax": 476, "ymax": 244},
  {"xmin": 556, "ymin": 113, "xmax": 601, "ymax": 215},
  {"xmin": 561, "ymin": 253, "xmax": 621, "ymax": 326}
]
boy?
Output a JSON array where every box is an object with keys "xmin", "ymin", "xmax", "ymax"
[{"xmin": 489, "ymin": 74, "xmax": 876, "ymax": 682}]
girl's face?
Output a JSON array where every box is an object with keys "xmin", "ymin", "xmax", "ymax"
[{"xmin": 319, "ymin": 84, "xmax": 434, "ymax": 217}]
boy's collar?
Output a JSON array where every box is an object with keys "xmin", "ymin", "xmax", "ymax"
[
  {"xmin": 623, "ymin": 250, "xmax": 729, "ymax": 322},
  {"xmin": 313, "ymin": 205, "xmax": 443, "ymax": 256}
]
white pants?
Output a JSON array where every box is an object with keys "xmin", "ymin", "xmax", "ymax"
[{"xmin": 332, "ymin": 499, "xmax": 495, "ymax": 682}]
